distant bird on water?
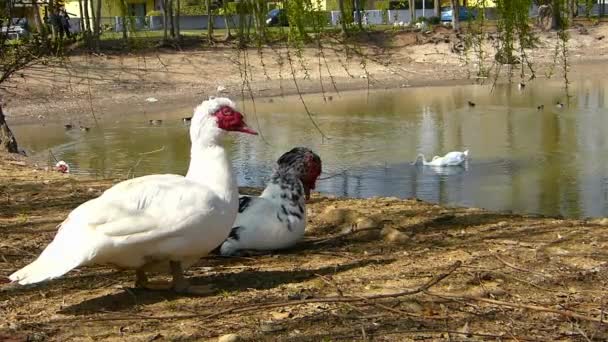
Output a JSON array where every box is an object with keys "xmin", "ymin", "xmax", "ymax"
[
  {"xmin": 467, "ymin": 101, "xmax": 476, "ymax": 107},
  {"xmin": 54, "ymin": 161, "xmax": 70, "ymax": 174},
  {"xmin": 556, "ymin": 101, "xmax": 564, "ymax": 109},
  {"xmin": 537, "ymin": 105, "xmax": 544, "ymax": 111}
]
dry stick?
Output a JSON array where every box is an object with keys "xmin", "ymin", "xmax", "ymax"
[
  {"xmin": 285, "ymin": 46, "xmax": 329, "ymax": 142},
  {"xmin": 304, "ymin": 226, "xmax": 383, "ymax": 246},
  {"xmin": 76, "ymin": 261, "xmax": 462, "ymax": 323},
  {"xmin": 320, "ymin": 41, "xmax": 340, "ymax": 95},
  {"xmin": 427, "ymin": 292, "xmax": 603, "ymax": 323},
  {"xmin": 316, "ymin": 40, "xmax": 327, "ymax": 102},
  {"xmin": 238, "ymin": 47, "xmax": 269, "ymax": 146},
  {"xmin": 84, "ymin": 55, "xmax": 100, "ymax": 128},
  {"xmin": 315, "ymin": 273, "xmax": 344, "ymax": 297},
  {"xmin": 494, "ymin": 255, "xmax": 548, "ymax": 278},
  {"xmin": 335, "ymin": 329, "xmax": 538, "ymax": 341},
  {"xmin": 126, "ymin": 146, "xmax": 165, "ymax": 179},
  {"xmin": 155, "ymin": 54, "xmax": 169, "ymax": 72}
]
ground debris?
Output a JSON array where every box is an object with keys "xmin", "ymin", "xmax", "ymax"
[{"xmin": 1, "ymin": 154, "xmax": 608, "ymax": 340}]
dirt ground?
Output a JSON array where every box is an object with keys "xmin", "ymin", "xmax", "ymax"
[
  {"xmin": 3, "ymin": 24, "xmax": 608, "ymax": 125},
  {"xmin": 1, "ymin": 148, "xmax": 608, "ymax": 341}
]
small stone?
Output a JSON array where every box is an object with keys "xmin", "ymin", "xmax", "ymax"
[
  {"xmin": 356, "ymin": 217, "xmax": 379, "ymax": 230},
  {"xmin": 381, "ymin": 227, "xmax": 409, "ymax": 243},
  {"xmin": 270, "ymin": 311, "xmax": 292, "ymax": 320},
  {"xmin": 591, "ymin": 218, "xmax": 608, "ymax": 226},
  {"xmin": 218, "ymin": 333, "xmax": 241, "ymax": 342}
]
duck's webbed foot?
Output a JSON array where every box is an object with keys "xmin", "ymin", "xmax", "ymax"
[{"xmin": 170, "ymin": 261, "xmax": 215, "ymax": 296}]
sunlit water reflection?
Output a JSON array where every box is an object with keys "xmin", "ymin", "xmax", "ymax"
[{"xmin": 11, "ymin": 67, "xmax": 608, "ymax": 218}]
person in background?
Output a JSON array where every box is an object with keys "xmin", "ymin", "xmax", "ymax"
[{"xmin": 57, "ymin": 7, "xmax": 72, "ymax": 39}]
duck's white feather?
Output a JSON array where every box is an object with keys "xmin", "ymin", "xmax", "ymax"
[
  {"xmin": 10, "ymin": 98, "xmax": 243, "ymax": 286},
  {"xmin": 10, "ymin": 173, "xmax": 237, "ymax": 285}
]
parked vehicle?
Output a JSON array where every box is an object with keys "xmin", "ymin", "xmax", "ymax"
[
  {"xmin": 440, "ymin": 6, "xmax": 476, "ymax": 22},
  {"xmin": 266, "ymin": 8, "xmax": 288, "ymax": 27},
  {"xmin": 0, "ymin": 18, "xmax": 29, "ymax": 40}
]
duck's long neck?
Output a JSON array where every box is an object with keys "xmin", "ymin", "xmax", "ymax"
[
  {"xmin": 186, "ymin": 145, "xmax": 237, "ymax": 203},
  {"xmin": 416, "ymin": 154, "xmax": 427, "ymax": 165}
]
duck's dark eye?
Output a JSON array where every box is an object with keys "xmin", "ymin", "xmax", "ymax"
[{"xmin": 221, "ymin": 107, "xmax": 234, "ymax": 116}]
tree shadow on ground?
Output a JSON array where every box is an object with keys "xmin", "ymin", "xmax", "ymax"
[{"xmin": 59, "ymin": 258, "xmax": 395, "ymax": 315}]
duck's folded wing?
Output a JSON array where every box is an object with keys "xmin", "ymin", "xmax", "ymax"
[
  {"xmin": 9, "ymin": 175, "xmax": 214, "ymax": 285},
  {"xmin": 74, "ymin": 174, "xmax": 215, "ymax": 242}
]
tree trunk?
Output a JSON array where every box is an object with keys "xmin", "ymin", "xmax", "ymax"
[
  {"xmin": 33, "ymin": 1, "xmax": 52, "ymax": 48},
  {"xmin": 551, "ymin": 0, "xmax": 563, "ymax": 29},
  {"xmin": 175, "ymin": 0, "xmax": 180, "ymax": 39},
  {"xmin": 206, "ymin": 0, "xmax": 213, "ymax": 40},
  {"xmin": 355, "ymin": 0, "xmax": 363, "ymax": 29},
  {"xmin": 0, "ymin": 105, "xmax": 19, "ymax": 154},
  {"xmin": 409, "ymin": 0, "xmax": 415, "ymax": 23},
  {"xmin": 89, "ymin": 0, "xmax": 102, "ymax": 49},
  {"xmin": 83, "ymin": 0, "xmax": 91, "ymax": 35},
  {"xmin": 434, "ymin": 0, "xmax": 440, "ymax": 17},
  {"xmin": 338, "ymin": 0, "xmax": 348, "ymax": 34},
  {"xmin": 120, "ymin": 0, "xmax": 128, "ymax": 42},
  {"xmin": 78, "ymin": 0, "xmax": 85, "ymax": 32},
  {"xmin": 49, "ymin": 0, "xmax": 58, "ymax": 39},
  {"xmin": 168, "ymin": 0, "xmax": 175, "ymax": 38},
  {"xmin": 162, "ymin": 0, "xmax": 168, "ymax": 41},
  {"xmin": 450, "ymin": 0, "xmax": 460, "ymax": 31},
  {"xmin": 222, "ymin": 0, "xmax": 232, "ymax": 39}
]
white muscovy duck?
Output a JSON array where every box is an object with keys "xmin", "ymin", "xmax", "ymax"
[
  {"xmin": 9, "ymin": 97, "xmax": 258, "ymax": 294},
  {"xmin": 413, "ymin": 150, "xmax": 469, "ymax": 167},
  {"xmin": 219, "ymin": 147, "xmax": 322, "ymax": 256}
]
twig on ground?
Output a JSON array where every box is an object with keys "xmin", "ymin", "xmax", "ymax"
[
  {"xmin": 426, "ymin": 292, "xmax": 603, "ymax": 323},
  {"xmin": 315, "ymin": 273, "xmax": 344, "ymax": 297},
  {"xmin": 64, "ymin": 261, "xmax": 462, "ymax": 323},
  {"xmin": 494, "ymin": 255, "xmax": 548, "ymax": 278},
  {"xmin": 303, "ymin": 226, "xmax": 383, "ymax": 246}
]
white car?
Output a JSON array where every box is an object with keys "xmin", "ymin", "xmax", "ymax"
[{"xmin": 1, "ymin": 21, "xmax": 29, "ymax": 40}]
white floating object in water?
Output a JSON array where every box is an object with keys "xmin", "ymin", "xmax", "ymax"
[
  {"xmin": 414, "ymin": 150, "xmax": 469, "ymax": 167},
  {"xmin": 217, "ymin": 85, "xmax": 227, "ymax": 93},
  {"xmin": 145, "ymin": 97, "xmax": 159, "ymax": 103},
  {"xmin": 55, "ymin": 161, "xmax": 70, "ymax": 174}
]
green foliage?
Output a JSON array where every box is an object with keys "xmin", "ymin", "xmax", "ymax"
[
  {"xmin": 324, "ymin": 0, "xmax": 339, "ymax": 10},
  {"xmin": 218, "ymin": 2, "xmax": 237, "ymax": 15},
  {"xmin": 427, "ymin": 16, "xmax": 440, "ymax": 25},
  {"xmin": 180, "ymin": 5, "xmax": 208, "ymax": 15},
  {"xmin": 147, "ymin": 10, "xmax": 163, "ymax": 16},
  {"xmin": 375, "ymin": 0, "xmax": 389, "ymax": 10}
]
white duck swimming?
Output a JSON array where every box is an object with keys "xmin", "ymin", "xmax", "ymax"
[
  {"xmin": 9, "ymin": 97, "xmax": 258, "ymax": 294},
  {"xmin": 219, "ymin": 147, "xmax": 322, "ymax": 256},
  {"xmin": 414, "ymin": 150, "xmax": 469, "ymax": 167}
]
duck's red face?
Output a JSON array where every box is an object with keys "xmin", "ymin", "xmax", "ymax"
[
  {"xmin": 303, "ymin": 154, "xmax": 322, "ymax": 200},
  {"xmin": 55, "ymin": 163, "xmax": 69, "ymax": 173},
  {"xmin": 214, "ymin": 106, "xmax": 258, "ymax": 135}
]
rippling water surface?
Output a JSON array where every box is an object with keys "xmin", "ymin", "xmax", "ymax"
[{"xmin": 11, "ymin": 66, "xmax": 608, "ymax": 218}]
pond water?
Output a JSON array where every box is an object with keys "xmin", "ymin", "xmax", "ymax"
[{"xmin": 11, "ymin": 68, "xmax": 608, "ymax": 219}]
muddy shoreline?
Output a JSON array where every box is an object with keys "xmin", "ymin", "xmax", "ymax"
[{"xmin": 4, "ymin": 25, "xmax": 608, "ymax": 126}]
